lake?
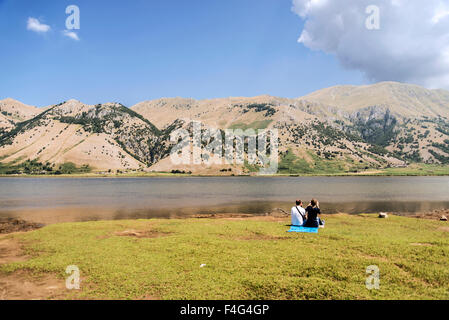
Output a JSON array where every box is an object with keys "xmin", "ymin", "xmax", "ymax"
[{"xmin": 0, "ymin": 176, "xmax": 448, "ymax": 223}]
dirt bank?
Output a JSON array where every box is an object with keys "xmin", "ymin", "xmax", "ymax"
[
  {"xmin": 400, "ymin": 209, "xmax": 449, "ymax": 221},
  {"xmin": 0, "ymin": 218, "xmax": 44, "ymax": 235}
]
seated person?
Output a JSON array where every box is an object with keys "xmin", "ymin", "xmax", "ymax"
[
  {"xmin": 303, "ymin": 198, "xmax": 322, "ymax": 228},
  {"xmin": 291, "ymin": 199, "xmax": 306, "ymax": 226}
]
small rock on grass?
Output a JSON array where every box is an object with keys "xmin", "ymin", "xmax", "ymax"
[
  {"xmin": 441, "ymin": 215, "xmax": 448, "ymax": 222},
  {"xmin": 379, "ymin": 212, "xmax": 388, "ymax": 219}
]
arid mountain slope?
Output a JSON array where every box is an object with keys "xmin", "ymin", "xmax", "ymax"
[
  {"xmin": 132, "ymin": 82, "xmax": 449, "ymax": 172},
  {"xmin": 1, "ymin": 82, "xmax": 449, "ymax": 174},
  {"xmin": 302, "ymin": 81, "xmax": 449, "ymax": 118},
  {"xmin": 131, "ymin": 95, "xmax": 296, "ymax": 130},
  {"xmin": 0, "ymin": 100, "xmax": 171, "ymax": 172},
  {"xmin": 0, "ymin": 98, "xmax": 40, "ymax": 132}
]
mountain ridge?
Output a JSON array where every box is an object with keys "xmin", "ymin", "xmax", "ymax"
[{"xmin": 1, "ymin": 81, "xmax": 449, "ymax": 174}]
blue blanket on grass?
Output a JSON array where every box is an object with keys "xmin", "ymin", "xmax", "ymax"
[{"xmin": 287, "ymin": 226, "xmax": 318, "ymax": 233}]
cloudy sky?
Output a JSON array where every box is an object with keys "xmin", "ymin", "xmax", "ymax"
[
  {"xmin": 0, "ymin": 0, "xmax": 448, "ymax": 107},
  {"xmin": 293, "ymin": 0, "xmax": 449, "ymax": 89}
]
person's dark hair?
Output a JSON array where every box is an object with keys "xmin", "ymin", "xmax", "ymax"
[
  {"xmin": 311, "ymin": 198, "xmax": 318, "ymax": 207},
  {"xmin": 296, "ymin": 200, "xmax": 302, "ymax": 206}
]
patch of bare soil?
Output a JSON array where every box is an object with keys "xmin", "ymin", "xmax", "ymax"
[
  {"xmin": 437, "ymin": 227, "xmax": 449, "ymax": 232},
  {"xmin": 0, "ymin": 237, "xmax": 30, "ymax": 264},
  {"xmin": 0, "ymin": 218, "xmax": 44, "ymax": 234},
  {"xmin": 114, "ymin": 229, "xmax": 172, "ymax": 238},
  {"xmin": 0, "ymin": 235, "xmax": 69, "ymax": 300},
  {"xmin": 0, "ymin": 271, "xmax": 68, "ymax": 300},
  {"xmin": 406, "ymin": 209, "xmax": 449, "ymax": 221}
]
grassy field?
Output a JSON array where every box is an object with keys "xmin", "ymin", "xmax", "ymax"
[
  {"xmin": 374, "ymin": 164, "xmax": 449, "ymax": 176},
  {"xmin": 277, "ymin": 150, "xmax": 449, "ymax": 176},
  {"xmin": 1, "ymin": 214, "xmax": 448, "ymax": 300},
  {"xmin": 1, "ymin": 160, "xmax": 449, "ymax": 177},
  {"xmin": 278, "ymin": 150, "xmax": 349, "ymax": 175}
]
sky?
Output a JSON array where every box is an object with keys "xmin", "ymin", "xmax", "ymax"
[{"xmin": 0, "ymin": 0, "xmax": 448, "ymax": 107}]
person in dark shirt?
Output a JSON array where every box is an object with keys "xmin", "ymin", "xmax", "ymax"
[{"xmin": 304, "ymin": 198, "xmax": 321, "ymax": 228}]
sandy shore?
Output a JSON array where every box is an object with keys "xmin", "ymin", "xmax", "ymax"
[{"xmin": 1, "ymin": 207, "xmax": 447, "ymax": 236}]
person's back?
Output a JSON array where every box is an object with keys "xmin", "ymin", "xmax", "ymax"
[
  {"xmin": 291, "ymin": 200, "xmax": 306, "ymax": 226},
  {"xmin": 304, "ymin": 199, "xmax": 321, "ymax": 228}
]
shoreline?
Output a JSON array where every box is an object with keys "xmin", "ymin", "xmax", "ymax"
[
  {"xmin": 2, "ymin": 164, "xmax": 449, "ymax": 178},
  {"xmin": 2, "ymin": 172, "xmax": 449, "ymax": 178},
  {"xmin": 1, "ymin": 209, "xmax": 447, "ymax": 235}
]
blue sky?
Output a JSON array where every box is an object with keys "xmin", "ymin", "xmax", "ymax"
[{"xmin": 0, "ymin": 0, "xmax": 367, "ymax": 107}]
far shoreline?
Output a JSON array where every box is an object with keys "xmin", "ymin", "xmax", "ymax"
[
  {"xmin": 1, "ymin": 163, "xmax": 449, "ymax": 178},
  {"xmin": 1, "ymin": 208, "xmax": 447, "ymax": 234},
  {"xmin": 2, "ymin": 171, "xmax": 449, "ymax": 179},
  {"xmin": 1, "ymin": 210, "xmax": 447, "ymax": 235}
]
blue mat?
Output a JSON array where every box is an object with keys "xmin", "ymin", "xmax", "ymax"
[{"xmin": 287, "ymin": 226, "xmax": 318, "ymax": 233}]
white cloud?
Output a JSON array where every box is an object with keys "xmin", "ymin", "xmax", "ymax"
[
  {"xmin": 63, "ymin": 30, "xmax": 80, "ymax": 41},
  {"xmin": 432, "ymin": 10, "xmax": 449, "ymax": 24},
  {"xmin": 27, "ymin": 17, "xmax": 50, "ymax": 33},
  {"xmin": 292, "ymin": 0, "xmax": 449, "ymax": 89}
]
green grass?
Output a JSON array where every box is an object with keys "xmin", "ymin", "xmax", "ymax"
[
  {"xmin": 228, "ymin": 120, "xmax": 273, "ymax": 131},
  {"xmin": 0, "ymin": 160, "xmax": 91, "ymax": 175},
  {"xmin": 376, "ymin": 164, "xmax": 449, "ymax": 176},
  {"xmin": 278, "ymin": 150, "xmax": 449, "ymax": 176},
  {"xmin": 1, "ymin": 214, "xmax": 448, "ymax": 300},
  {"xmin": 278, "ymin": 150, "xmax": 349, "ymax": 175},
  {"xmin": 244, "ymin": 160, "xmax": 260, "ymax": 173}
]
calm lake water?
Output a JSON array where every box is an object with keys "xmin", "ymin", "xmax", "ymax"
[{"xmin": 0, "ymin": 176, "xmax": 448, "ymax": 223}]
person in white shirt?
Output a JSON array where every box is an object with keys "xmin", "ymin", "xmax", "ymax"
[{"xmin": 291, "ymin": 199, "xmax": 306, "ymax": 226}]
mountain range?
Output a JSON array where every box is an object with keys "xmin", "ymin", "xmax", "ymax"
[{"xmin": 1, "ymin": 81, "xmax": 449, "ymax": 175}]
